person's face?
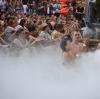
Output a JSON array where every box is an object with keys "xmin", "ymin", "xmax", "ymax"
[
  {"xmin": 12, "ymin": 20, "xmax": 17, "ymax": 28},
  {"xmin": 62, "ymin": 20, "xmax": 66, "ymax": 25},
  {"xmin": 1, "ymin": 14, "xmax": 5, "ymax": 20},
  {"xmin": 72, "ymin": 31, "xmax": 82, "ymax": 42}
]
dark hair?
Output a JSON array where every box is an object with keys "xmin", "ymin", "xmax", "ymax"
[
  {"xmin": 19, "ymin": 19, "xmax": 26, "ymax": 27},
  {"xmin": 48, "ymin": 23, "xmax": 53, "ymax": 30},
  {"xmin": 27, "ymin": 23, "xmax": 35, "ymax": 32},
  {"xmin": 54, "ymin": 24, "xmax": 63, "ymax": 31},
  {"xmin": 6, "ymin": 16, "xmax": 16, "ymax": 26},
  {"xmin": 15, "ymin": 28, "xmax": 24, "ymax": 36}
]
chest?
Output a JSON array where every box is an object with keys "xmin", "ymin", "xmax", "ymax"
[{"xmin": 71, "ymin": 43, "xmax": 83, "ymax": 53}]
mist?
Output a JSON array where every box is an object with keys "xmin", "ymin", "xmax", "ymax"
[{"xmin": 0, "ymin": 44, "xmax": 100, "ymax": 99}]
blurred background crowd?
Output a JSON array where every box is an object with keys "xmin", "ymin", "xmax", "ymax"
[{"xmin": 0, "ymin": 0, "xmax": 90, "ymax": 59}]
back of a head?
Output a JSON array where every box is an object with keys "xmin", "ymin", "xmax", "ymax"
[
  {"xmin": 15, "ymin": 28, "xmax": 24, "ymax": 37},
  {"xmin": 27, "ymin": 23, "xmax": 35, "ymax": 32},
  {"xmin": 55, "ymin": 23, "xmax": 64, "ymax": 32},
  {"xmin": 19, "ymin": 19, "xmax": 26, "ymax": 27}
]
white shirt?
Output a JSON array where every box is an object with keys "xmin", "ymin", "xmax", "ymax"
[{"xmin": 47, "ymin": 7, "xmax": 50, "ymax": 14}]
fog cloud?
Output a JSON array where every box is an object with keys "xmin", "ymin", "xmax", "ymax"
[{"xmin": 0, "ymin": 45, "xmax": 100, "ymax": 99}]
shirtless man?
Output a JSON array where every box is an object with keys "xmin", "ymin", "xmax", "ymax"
[{"xmin": 63, "ymin": 30, "xmax": 88, "ymax": 60}]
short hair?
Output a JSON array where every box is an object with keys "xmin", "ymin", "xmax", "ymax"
[
  {"xmin": 6, "ymin": 16, "xmax": 16, "ymax": 26},
  {"xmin": 15, "ymin": 28, "xmax": 24, "ymax": 36},
  {"xmin": 54, "ymin": 24, "xmax": 63, "ymax": 31},
  {"xmin": 19, "ymin": 19, "xmax": 26, "ymax": 27},
  {"xmin": 27, "ymin": 23, "xmax": 35, "ymax": 32}
]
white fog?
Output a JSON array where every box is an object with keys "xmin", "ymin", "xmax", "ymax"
[{"xmin": 0, "ymin": 45, "xmax": 100, "ymax": 99}]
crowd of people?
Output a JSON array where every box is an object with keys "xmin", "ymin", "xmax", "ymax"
[{"xmin": 0, "ymin": 0, "xmax": 99, "ymax": 60}]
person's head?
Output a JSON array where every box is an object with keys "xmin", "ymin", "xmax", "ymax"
[
  {"xmin": 72, "ymin": 30, "xmax": 82, "ymax": 43},
  {"xmin": 40, "ymin": 23, "xmax": 49, "ymax": 32},
  {"xmin": 51, "ymin": 15, "xmax": 57, "ymax": 21},
  {"xmin": 54, "ymin": 24, "xmax": 64, "ymax": 33},
  {"xmin": 37, "ymin": 20, "xmax": 43, "ymax": 26},
  {"xmin": 0, "ymin": 11, "xmax": 6, "ymax": 20},
  {"xmin": 27, "ymin": 23, "xmax": 35, "ymax": 32},
  {"xmin": 66, "ymin": 18, "xmax": 72, "ymax": 24},
  {"xmin": 82, "ymin": 30, "xmax": 91, "ymax": 46},
  {"xmin": 77, "ymin": 1, "xmax": 81, "ymax": 7},
  {"xmin": 16, "ymin": 28, "xmax": 26, "ymax": 38},
  {"xmin": 19, "ymin": 18, "xmax": 26, "ymax": 27},
  {"xmin": 7, "ymin": 16, "xmax": 17, "ymax": 28},
  {"xmin": 27, "ymin": 23, "xmax": 38, "ymax": 37}
]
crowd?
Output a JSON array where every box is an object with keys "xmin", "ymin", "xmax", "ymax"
[{"xmin": 0, "ymin": 0, "xmax": 99, "ymax": 60}]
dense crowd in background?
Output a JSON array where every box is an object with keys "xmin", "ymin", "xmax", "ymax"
[{"xmin": 0, "ymin": 0, "xmax": 97, "ymax": 60}]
